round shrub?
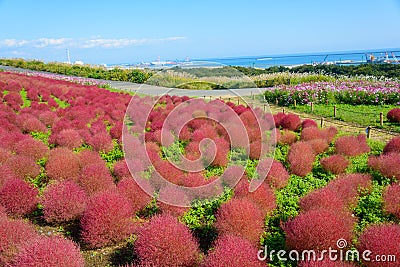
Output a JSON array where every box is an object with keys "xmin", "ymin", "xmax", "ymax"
[
  {"xmin": 288, "ymin": 142, "xmax": 316, "ymax": 177},
  {"xmin": 89, "ymin": 132, "xmax": 114, "ymax": 153},
  {"xmin": 0, "ymin": 148, "xmax": 12, "ymax": 164},
  {"xmin": 335, "ymin": 134, "xmax": 370, "ymax": 156},
  {"xmin": 307, "ymin": 139, "xmax": 329, "ymax": 154},
  {"xmin": 234, "ymin": 179, "xmax": 276, "ymax": 216},
  {"xmin": 41, "ymin": 181, "xmax": 87, "ymax": 223},
  {"xmin": 157, "ymin": 186, "xmax": 190, "ymax": 217},
  {"xmin": 202, "ymin": 234, "xmax": 265, "ymax": 267},
  {"xmin": 135, "ymin": 214, "xmax": 201, "ymax": 267},
  {"xmin": 328, "ymin": 173, "xmax": 372, "ymax": 207},
  {"xmin": 283, "ymin": 209, "xmax": 355, "ymax": 251},
  {"xmin": 299, "ymin": 187, "xmax": 346, "ymax": 213},
  {"xmin": 215, "ymin": 198, "xmax": 265, "ymax": 245},
  {"xmin": 279, "ymin": 129, "xmax": 297, "ymax": 145},
  {"xmin": 301, "ymin": 119, "xmax": 318, "ymax": 129},
  {"xmin": 387, "ymin": 108, "xmax": 400, "ymax": 123},
  {"xmin": 113, "ymin": 159, "xmax": 131, "ymax": 179},
  {"xmin": 281, "ymin": 113, "xmax": 301, "ymax": 131},
  {"xmin": 78, "ymin": 163, "xmax": 115, "ymax": 196},
  {"xmin": 320, "ymin": 154, "xmax": 349, "ymax": 174},
  {"xmin": 0, "ymin": 177, "xmax": 39, "ymax": 217},
  {"xmin": 383, "ymin": 183, "xmax": 400, "ymax": 219},
  {"xmin": 368, "ymin": 153, "xmax": 400, "ymax": 180},
  {"xmin": 78, "ymin": 149, "xmax": 104, "ymax": 168},
  {"xmin": 117, "ymin": 178, "xmax": 152, "ymax": 214},
  {"xmin": 0, "ymin": 218, "xmax": 38, "ymax": 266},
  {"xmin": 56, "ymin": 129, "xmax": 83, "ymax": 149},
  {"xmin": 383, "ymin": 136, "xmax": 400, "ymax": 154},
  {"xmin": 14, "ymin": 138, "xmax": 49, "ymax": 161},
  {"xmin": 81, "ymin": 190, "xmax": 133, "ymax": 248},
  {"xmin": 46, "ymin": 147, "xmax": 81, "ymax": 181},
  {"xmin": 357, "ymin": 224, "xmax": 400, "ymax": 267},
  {"xmin": 6, "ymin": 155, "xmax": 41, "ymax": 180},
  {"xmin": 12, "ymin": 235, "xmax": 84, "ymax": 267}
]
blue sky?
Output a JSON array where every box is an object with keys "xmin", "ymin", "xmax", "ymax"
[{"xmin": 0, "ymin": 0, "xmax": 399, "ymax": 64}]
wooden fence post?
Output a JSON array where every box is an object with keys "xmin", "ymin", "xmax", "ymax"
[
  {"xmin": 320, "ymin": 117, "xmax": 324, "ymax": 128},
  {"xmin": 263, "ymin": 104, "xmax": 266, "ymax": 112},
  {"xmin": 366, "ymin": 126, "xmax": 371, "ymax": 139},
  {"xmin": 282, "ymin": 108, "xmax": 285, "ymax": 114},
  {"xmin": 275, "ymin": 99, "xmax": 278, "ymax": 106},
  {"xmin": 293, "ymin": 100, "xmax": 297, "ymax": 108},
  {"xmin": 334, "ymin": 105, "xmax": 337, "ymax": 117},
  {"xmin": 380, "ymin": 112, "xmax": 383, "ymax": 127},
  {"xmin": 310, "ymin": 102, "xmax": 314, "ymax": 112}
]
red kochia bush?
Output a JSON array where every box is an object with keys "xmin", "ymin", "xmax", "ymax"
[
  {"xmin": 320, "ymin": 154, "xmax": 349, "ymax": 174},
  {"xmin": 135, "ymin": 214, "xmax": 201, "ymax": 267},
  {"xmin": 234, "ymin": 179, "xmax": 276, "ymax": 216},
  {"xmin": 202, "ymin": 235, "xmax": 265, "ymax": 267},
  {"xmin": 215, "ymin": 198, "xmax": 265, "ymax": 245},
  {"xmin": 301, "ymin": 119, "xmax": 318, "ymax": 129},
  {"xmin": 307, "ymin": 139, "xmax": 329, "ymax": 154},
  {"xmin": 12, "ymin": 236, "xmax": 84, "ymax": 267},
  {"xmin": 387, "ymin": 108, "xmax": 400, "ymax": 123},
  {"xmin": 56, "ymin": 129, "xmax": 83, "ymax": 149},
  {"xmin": 0, "ymin": 218, "xmax": 38, "ymax": 266},
  {"xmin": 90, "ymin": 132, "xmax": 114, "ymax": 153},
  {"xmin": 78, "ymin": 163, "xmax": 116, "ymax": 196},
  {"xmin": 41, "ymin": 181, "xmax": 87, "ymax": 223},
  {"xmin": 113, "ymin": 160, "xmax": 131, "ymax": 179},
  {"xmin": 299, "ymin": 187, "xmax": 346, "ymax": 213},
  {"xmin": 78, "ymin": 149, "xmax": 104, "ymax": 168},
  {"xmin": 265, "ymin": 159, "xmax": 290, "ymax": 189},
  {"xmin": 288, "ymin": 142, "xmax": 315, "ymax": 177},
  {"xmin": 6, "ymin": 155, "xmax": 40, "ymax": 180},
  {"xmin": 0, "ymin": 178, "xmax": 38, "ymax": 217},
  {"xmin": 117, "ymin": 178, "xmax": 152, "ymax": 214},
  {"xmin": 283, "ymin": 209, "xmax": 355, "ymax": 251},
  {"xmin": 279, "ymin": 129, "xmax": 297, "ymax": 145},
  {"xmin": 357, "ymin": 224, "xmax": 400, "ymax": 267},
  {"xmin": 383, "ymin": 136, "xmax": 400, "ymax": 154},
  {"xmin": 368, "ymin": 153, "xmax": 400, "ymax": 180},
  {"xmin": 81, "ymin": 190, "xmax": 133, "ymax": 248},
  {"xmin": 46, "ymin": 147, "xmax": 81, "ymax": 181},
  {"xmin": 383, "ymin": 183, "xmax": 400, "ymax": 219},
  {"xmin": 327, "ymin": 173, "xmax": 372, "ymax": 207},
  {"xmin": 14, "ymin": 138, "xmax": 49, "ymax": 160},
  {"xmin": 335, "ymin": 134, "xmax": 370, "ymax": 156},
  {"xmin": 280, "ymin": 113, "xmax": 301, "ymax": 131}
]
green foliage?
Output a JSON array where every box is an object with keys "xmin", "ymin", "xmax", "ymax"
[
  {"xmin": 0, "ymin": 58, "xmax": 152, "ymax": 83},
  {"xmin": 19, "ymin": 88, "xmax": 31, "ymax": 108},
  {"xmin": 51, "ymin": 96, "xmax": 70, "ymax": 108},
  {"xmin": 354, "ymin": 180, "xmax": 394, "ymax": 234},
  {"xmin": 347, "ymin": 153, "xmax": 370, "ymax": 173},
  {"xmin": 30, "ymin": 131, "xmax": 51, "ymax": 146},
  {"xmin": 100, "ymin": 142, "xmax": 124, "ymax": 168}
]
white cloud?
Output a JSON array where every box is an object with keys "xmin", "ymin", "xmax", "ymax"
[{"xmin": 0, "ymin": 36, "xmax": 186, "ymax": 49}]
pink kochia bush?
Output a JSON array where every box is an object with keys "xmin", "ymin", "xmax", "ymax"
[
  {"xmin": 11, "ymin": 236, "xmax": 84, "ymax": 267},
  {"xmin": 80, "ymin": 190, "xmax": 133, "ymax": 248},
  {"xmin": 383, "ymin": 183, "xmax": 400, "ymax": 219},
  {"xmin": 117, "ymin": 178, "xmax": 152, "ymax": 214},
  {"xmin": 56, "ymin": 128, "xmax": 83, "ymax": 149},
  {"xmin": 5, "ymin": 155, "xmax": 41, "ymax": 180},
  {"xmin": 257, "ymin": 158, "xmax": 289, "ymax": 189},
  {"xmin": 135, "ymin": 214, "xmax": 201, "ymax": 267},
  {"xmin": 0, "ymin": 218, "xmax": 38, "ymax": 266},
  {"xmin": 280, "ymin": 113, "xmax": 302, "ymax": 131},
  {"xmin": 335, "ymin": 134, "xmax": 370, "ymax": 156},
  {"xmin": 299, "ymin": 187, "xmax": 346, "ymax": 213},
  {"xmin": 368, "ymin": 153, "xmax": 400, "ymax": 180},
  {"xmin": 215, "ymin": 198, "xmax": 265, "ymax": 245},
  {"xmin": 283, "ymin": 209, "xmax": 355, "ymax": 251},
  {"xmin": 320, "ymin": 154, "xmax": 349, "ymax": 174},
  {"xmin": 41, "ymin": 181, "xmax": 87, "ymax": 223},
  {"xmin": 0, "ymin": 177, "xmax": 39, "ymax": 217},
  {"xmin": 14, "ymin": 138, "xmax": 49, "ymax": 160},
  {"xmin": 202, "ymin": 235, "xmax": 266, "ymax": 267},
  {"xmin": 387, "ymin": 108, "xmax": 400, "ymax": 123},
  {"xmin": 383, "ymin": 136, "xmax": 400, "ymax": 154},
  {"xmin": 357, "ymin": 224, "xmax": 400, "ymax": 267},
  {"xmin": 78, "ymin": 163, "xmax": 116, "ymax": 196},
  {"xmin": 46, "ymin": 147, "xmax": 81, "ymax": 181},
  {"xmin": 288, "ymin": 141, "xmax": 315, "ymax": 177}
]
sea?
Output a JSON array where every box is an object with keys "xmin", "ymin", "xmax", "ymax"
[{"xmin": 125, "ymin": 48, "xmax": 400, "ymax": 69}]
